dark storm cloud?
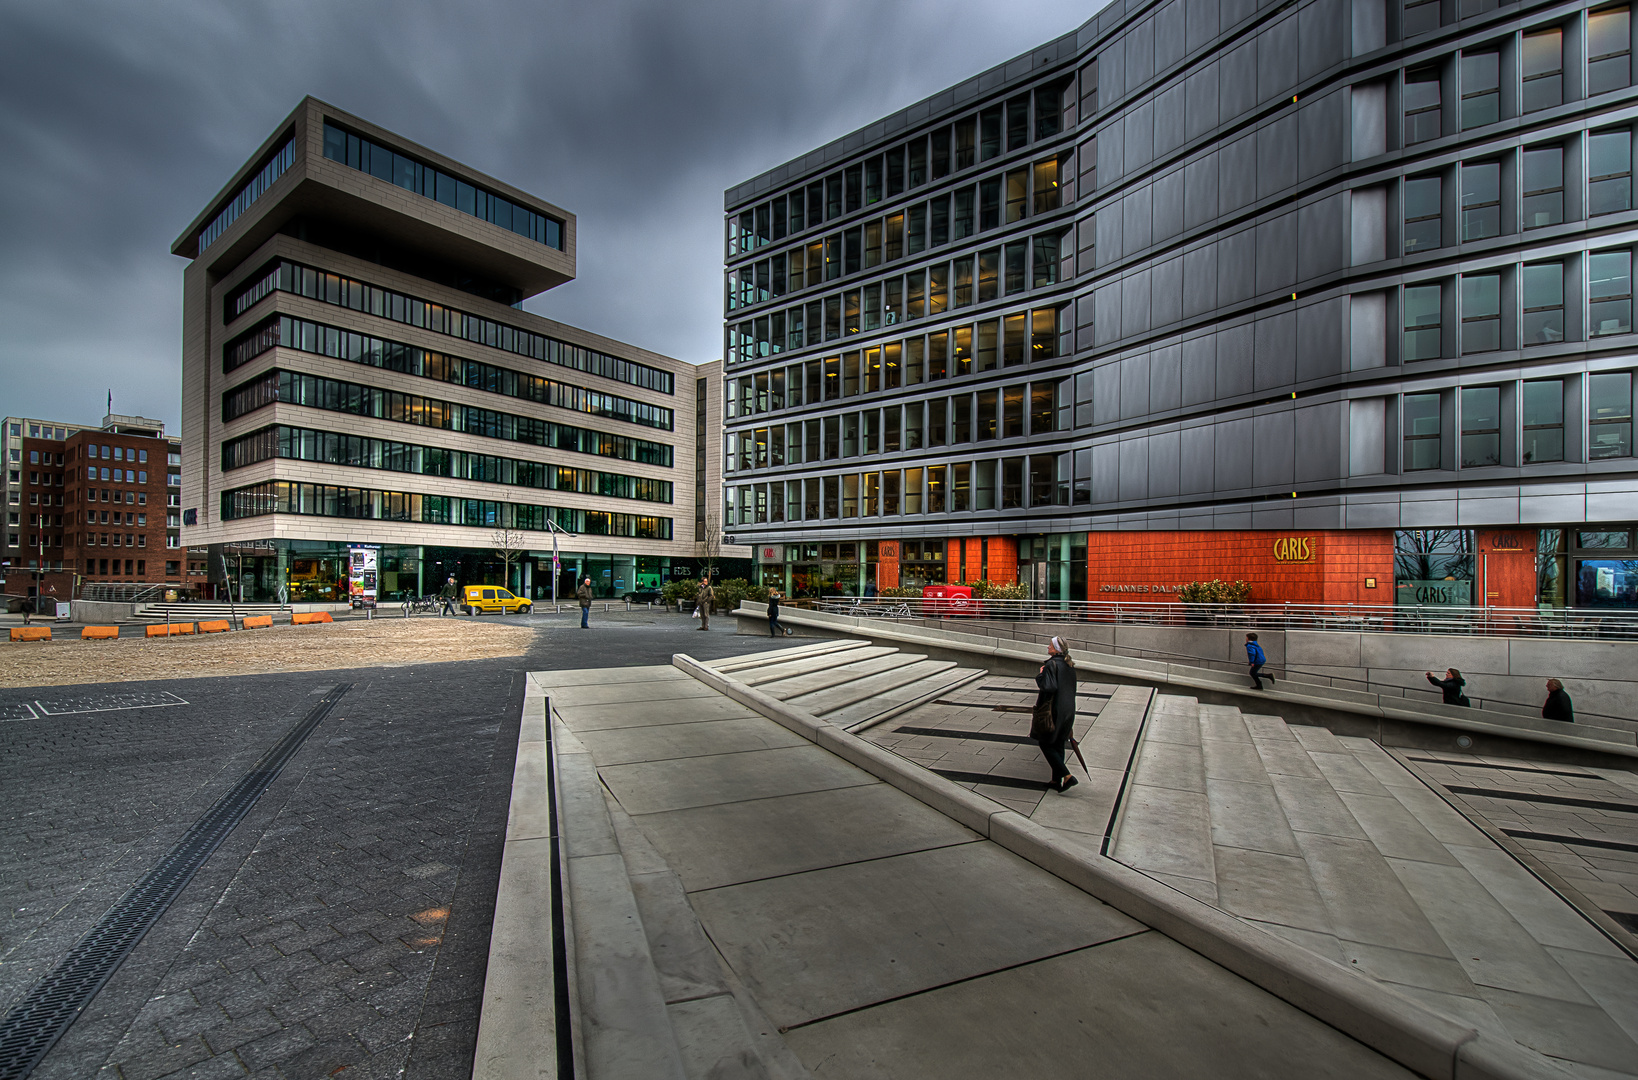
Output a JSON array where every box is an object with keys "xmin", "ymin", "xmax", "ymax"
[{"xmin": 0, "ymin": 0, "xmax": 1097, "ymax": 430}]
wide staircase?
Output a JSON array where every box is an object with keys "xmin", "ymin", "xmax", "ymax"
[
  {"xmin": 131, "ymin": 602, "xmax": 308, "ymax": 622},
  {"xmin": 1109, "ymin": 694, "xmax": 1638, "ymax": 1078}
]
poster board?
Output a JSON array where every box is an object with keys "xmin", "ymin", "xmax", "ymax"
[{"xmin": 349, "ymin": 546, "xmax": 379, "ymax": 609}]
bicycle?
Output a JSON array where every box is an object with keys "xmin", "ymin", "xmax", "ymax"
[{"xmin": 402, "ymin": 595, "xmax": 438, "ymax": 616}]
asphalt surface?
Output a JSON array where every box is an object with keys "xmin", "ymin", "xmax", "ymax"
[{"xmin": 0, "ymin": 614, "xmax": 772, "ymax": 1079}]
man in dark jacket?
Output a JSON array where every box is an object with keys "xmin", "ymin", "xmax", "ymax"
[
  {"xmin": 1425, "ymin": 668, "xmax": 1468, "ymax": 706},
  {"xmin": 438, "ymin": 576, "xmax": 458, "ymax": 617},
  {"xmin": 696, "ymin": 579, "xmax": 715, "ymax": 630},
  {"xmin": 1245, "ymin": 634, "xmax": 1273, "ymax": 690},
  {"xmin": 1542, "ymin": 679, "xmax": 1574, "ymax": 723},
  {"xmin": 576, "ymin": 578, "xmax": 593, "ymax": 628},
  {"xmin": 767, "ymin": 590, "xmax": 790, "ymax": 637}
]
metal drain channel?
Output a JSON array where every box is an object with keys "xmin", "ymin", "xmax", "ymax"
[{"xmin": 0, "ymin": 683, "xmax": 352, "ymax": 1080}]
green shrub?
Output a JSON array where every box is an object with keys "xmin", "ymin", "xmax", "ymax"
[
  {"xmin": 956, "ymin": 580, "xmax": 1030, "ymax": 600},
  {"xmin": 878, "ymin": 585, "xmax": 925, "ymax": 598},
  {"xmin": 1177, "ymin": 579, "xmax": 1251, "ymax": 604},
  {"xmin": 661, "ymin": 579, "xmax": 698, "ymax": 606},
  {"xmin": 711, "ymin": 577, "xmax": 769, "ymax": 612}
]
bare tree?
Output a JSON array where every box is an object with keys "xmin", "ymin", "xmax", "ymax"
[
  {"xmin": 699, "ymin": 514, "xmax": 722, "ymax": 614},
  {"xmin": 493, "ymin": 526, "xmax": 525, "ymax": 591}
]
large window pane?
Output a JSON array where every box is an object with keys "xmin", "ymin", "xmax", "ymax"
[
  {"xmin": 1589, "ymin": 371, "xmax": 1634, "ymax": 458},
  {"xmin": 1404, "ymin": 175, "xmax": 1442, "ymax": 253},
  {"xmin": 1461, "ymin": 49, "xmax": 1500, "ymax": 128},
  {"xmin": 1589, "ymin": 7, "xmax": 1632, "ymax": 95},
  {"xmin": 1521, "ymin": 29, "xmax": 1563, "ymax": 113},
  {"xmin": 1522, "ymin": 379, "xmax": 1564, "ymax": 463},
  {"xmin": 1404, "ymin": 393, "xmax": 1443, "ymax": 470},
  {"xmin": 1589, "ymin": 130, "xmax": 1633, "ymax": 216},
  {"xmin": 1460, "ymin": 386, "xmax": 1501, "ymax": 467},
  {"xmin": 1522, "ymin": 262, "xmax": 1565, "ymax": 345},
  {"xmin": 1404, "ymin": 66, "xmax": 1442, "ymax": 144},
  {"xmin": 1461, "ymin": 273, "xmax": 1501, "ymax": 353},
  {"xmin": 1522, "ymin": 146, "xmax": 1565, "ymax": 229},
  {"xmin": 1590, "ymin": 250, "xmax": 1633, "ymax": 336},
  {"xmin": 1461, "ymin": 161, "xmax": 1501, "ymax": 240},
  {"xmin": 1404, "ymin": 0, "xmax": 1440, "ymax": 35},
  {"xmin": 1404, "ymin": 284, "xmax": 1443, "ymax": 360}
]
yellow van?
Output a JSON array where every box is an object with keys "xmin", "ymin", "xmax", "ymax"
[{"xmin": 461, "ymin": 585, "xmax": 533, "ymax": 615}]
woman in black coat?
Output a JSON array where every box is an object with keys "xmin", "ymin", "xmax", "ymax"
[
  {"xmin": 1425, "ymin": 668, "xmax": 1468, "ymax": 706},
  {"xmin": 1035, "ymin": 637, "xmax": 1078, "ymax": 792}
]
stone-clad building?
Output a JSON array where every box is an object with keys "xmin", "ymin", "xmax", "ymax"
[
  {"xmin": 172, "ymin": 98, "xmax": 728, "ymax": 604},
  {"xmin": 722, "ymin": 0, "xmax": 1638, "ymax": 611}
]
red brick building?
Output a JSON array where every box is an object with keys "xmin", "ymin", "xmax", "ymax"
[{"xmin": 5, "ymin": 415, "xmax": 184, "ymax": 603}]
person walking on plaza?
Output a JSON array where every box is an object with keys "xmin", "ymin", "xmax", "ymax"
[
  {"xmin": 1034, "ymin": 637, "xmax": 1078, "ymax": 792},
  {"xmin": 767, "ymin": 589, "xmax": 791, "ymax": 637},
  {"xmin": 438, "ymin": 576, "xmax": 458, "ymax": 617},
  {"xmin": 1425, "ymin": 668, "xmax": 1469, "ymax": 706},
  {"xmin": 1542, "ymin": 678, "xmax": 1575, "ymax": 723},
  {"xmin": 1245, "ymin": 633, "xmax": 1273, "ymax": 690},
  {"xmin": 696, "ymin": 578, "xmax": 715, "ymax": 631},
  {"xmin": 576, "ymin": 578, "xmax": 594, "ymax": 628}
]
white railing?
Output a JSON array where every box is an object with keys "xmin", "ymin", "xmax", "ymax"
[{"xmin": 811, "ymin": 597, "xmax": 1638, "ymax": 639}]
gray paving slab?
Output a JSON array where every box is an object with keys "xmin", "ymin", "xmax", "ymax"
[
  {"xmin": 826, "ymin": 667, "xmax": 981, "ymax": 728},
  {"xmin": 1310, "ymin": 750, "xmax": 1396, "ymax": 797},
  {"xmin": 1129, "ymin": 738, "xmax": 1206, "ymax": 794},
  {"xmin": 628, "ymin": 784, "xmax": 980, "ymax": 892},
  {"xmin": 1206, "ymin": 778, "xmax": 1303, "ymax": 857},
  {"xmin": 1247, "ymin": 919, "xmax": 1347, "ymax": 963},
  {"xmin": 1337, "ymin": 791, "xmax": 1462, "ymax": 866},
  {"xmin": 785, "ymin": 659, "xmax": 958, "ymax": 714},
  {"xmin": 1199, "ymin": 704, "xmax": 1252, "ymax": 743},
  {"xmin": 1142, "ymin": 698, "xmax": 1202, "ymax": 745},
  {"xmin": 575, "ymin": 716, "xmax": 810, "ymax": 766},
  {"xmin": 779, "ymin": 932, "xmax": 1419, "ymax": 1080},
  {"xmin": 1252, "ymin": 736, "xmax": 1327, "ymax": 779},
  {"xmin": 1446, "ymin": 844, "xmax": 1630, "ymax": 957},
  {"xmin": 1339, "ymin": 939, "xmax": 1486, "ymax": 997},
  {"xmin": 711, "ymin": 639, "xmax": 871, "ymax": 672},
  {"xmin": 1544, "ymin": 946, "xmax": 1638, "ymax": 1046},
  {"xmin": 739, "ymin": 647, "xmax": 901, "ymax": 688},
  {"xmin": 1029, "ymin": 766, "xmax": 1125, "ymax": 839},
  {"xmin": 557, "ymin": 696, "xmax": 762, "ymax": 731},
  {"xmin": 1293, "ymin": 832, "xmax": 1454, "ymax": 957},
  {"xmin": 689, "ymin": 841, "xmax": 1144, "ymax": 1029},
  {"xmin": 1202, "ymin": 735, "xmax": 1278, "ymax": 784},
  {"xmin": 1387, "ymin": 858, "xmax": 1600, "ymax": 1003},
  {"xmin": 547, "ymin": 679, "xmax": 724, "ymax": 707},
  {"xmin": 1213, "ymin": 846, "xmax": 1334, "ymax": 933},
  {"xmin": 1111, "ymin": 785, "xmax": 1217, "ymax": 886},
  {"xmin": 1475, "ymin": 983, "xmax": 1638, "ymax": 1074},
  {"xmin": 1244, "ymin": 714, "xmax": 1297, "ymax": 741},
  {"xmin": 1291, "ymin": 724, "xmax": 1349, "ymax": 753},
  {"xmin": 600, "ymin": 745, "xmax": 877, "ymax": 816}
]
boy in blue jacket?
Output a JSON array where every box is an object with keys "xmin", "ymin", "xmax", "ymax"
[{"xmin": 1245, "ymin": 633, "xmax": 1273, "ymax": 690}]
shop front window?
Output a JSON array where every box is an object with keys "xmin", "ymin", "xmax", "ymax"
[
  {"xmin": 1574, "ymin": 528, "xmax": 1638, "ymax": 607},
  {"xmin": 1395, "ymin": 529, "xmax": 1474, "ymax": 606}
]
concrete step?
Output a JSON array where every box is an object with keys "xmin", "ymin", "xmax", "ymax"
[
  {"xmin": 748, "ymin": 650, "xmax": 921, "ymax": 698},
  {"xmin": 1109, "ymin": 696, "xmax": 1219, "ymax": 902},
  {"xmin": 132, "ymin": 602, "xmax": 290, "ymax": 621},
  {"xmin": 785, "ymin": 658, "xmax": 958, "ymax": 716},
  {"xmin": 830, "ymin": 667, "xmax": 987, "ymax": 731},
  {"xmin": 738, "ymin": 646, "xmax": 901, "ymax": 688},
  {"xmin": 710, "ymin": 639, "xmax": 873, "ymax": 674}
]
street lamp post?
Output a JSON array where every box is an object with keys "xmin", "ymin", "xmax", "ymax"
[{"xmin": 541, "ymin": 519, "xmax": 572, "ymax": 607}]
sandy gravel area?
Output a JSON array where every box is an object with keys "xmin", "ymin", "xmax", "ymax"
[{"xmin": 0, "ymin": 617, "xmax": 534, "ymax": 688}]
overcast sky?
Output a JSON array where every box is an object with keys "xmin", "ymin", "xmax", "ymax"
[{"xmin": 0, "ymin": 0, "xmax": 1101, "ymax": 433}]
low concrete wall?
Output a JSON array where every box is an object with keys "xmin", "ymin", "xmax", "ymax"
[
  {"xmin": 70, "ymin": 599, "xmax": 137, "ymax": 623},
  {"xmin": 870, "ymin": 616, "xmax": 1637, "ymax": 728}
]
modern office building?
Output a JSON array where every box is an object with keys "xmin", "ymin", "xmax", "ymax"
[
  {"xmin": 173, "ymin": 98, "xmax": 727, "ymax": 604},
  {"xmin": 722, "ymin": 0, "xmax": 1638, "ymax": 610},
  {"xmin": 0, "ymin": 414, "xmax": 183, "ymax": 604}
]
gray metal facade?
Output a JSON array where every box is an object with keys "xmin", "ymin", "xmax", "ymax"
[{"xmin": 721, "ymin": 0, "xmax": 1638, "ymax": 546}]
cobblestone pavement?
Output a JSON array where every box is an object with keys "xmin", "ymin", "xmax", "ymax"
[{"xmin": 1, "ymin": 617, "xmax": 767, "ymax": 1079}]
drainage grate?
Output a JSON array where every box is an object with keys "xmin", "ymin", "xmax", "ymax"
[{"xmin": 0, "ymin": 683, "xmax": 351, "ymax": 1080}]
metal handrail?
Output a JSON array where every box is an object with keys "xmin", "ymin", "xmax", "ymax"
[
  {"xmin": 79, "ymin": 582, "xmax": 174, "ymax": 604},
  {"xmin": 810, "ymin": 597, "xmax": 1638, "ymax": 640}
]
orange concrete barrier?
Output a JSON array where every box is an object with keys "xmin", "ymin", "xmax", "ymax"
[
  {"xmin": 243, "ymin": 615, "xmax": 273, "ymax": 629},
  {"xmin": 145, "ymin": 622, "xmax": 196, "ymax": 637},
  {"xmin": 81, "ymin": 626, "xmax": 119, "ymax": 640},
  {"xmin": 10, "ymin": 627, "xmax": 51, "ymax": 642},
  {"xmin": 291, "ymin": 611, "xmax": 333, "ymax": 625},
  {"xmin": 198, "ymin": 620, "xmax": 231, "ymax": 633}
]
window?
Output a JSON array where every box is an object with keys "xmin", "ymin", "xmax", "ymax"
[
  {"xmin": 1033, "ymin": 234, "xmax": 1060, "ymax": 288},
  {"xmin": 909, "ymin": 139, "xmax": 928, "ymax": 187},
  {"xmin": 956, "ymin": 116, "xmax": 977, "ymax": 170},
  {"xmin": 1589, "ymin": 130, "xmax": 1633, "ymax": 216},
  {"xmin": 953, "ymin": 187, "xmax": 975, "ymax": 239},
  {"xmin": 1404, "ymin": 0, "xmax": 1440, "ymax": 35},
  {"xmin": 1461, "ymin": 273, "xmax": 1501, "ymax": 353},
  {"xmin": 1460, "ymin": 49, "xmax": 1500, "ymax": 128},
  {"xmin": 1006, "ymin": 168, "xmax": 1029, "ymax": 223},
  {"xmin": 978, "ymin": 249, "xmax": 999, "ymax": 303},
  {"xmin": 1522, "ymin": 145, "xmax": 1565, "ymax": 229},
  {"xmin": 1002, "ymin": 458, "xmax": 1024, "ymax": 508},
  {"xmin": 1404, "ymin": 284, "xmax": 1443, "ymax": 359},
  {"xmin": 846, "ymin": 164, "xmax": 863, "ymax": 213},
  {"xmin": 1460, "ymin": 387, "xmax": 1501, "ymax": 467},
  {"xmin": 932, "ymin": 129, "xmax": 951, "ymax": 179},
  {"xmin": 1522, "ymin": 29, "xmax": 1563, "ymax": 112},
  {"xmin": 931, "ymin": 196, "xmax": 950, "ymax": 246},
  {"xmin": 980, "ymin": 105, "xmax": 1002, "ymax": 161},
  {"xmin": 1461, "ymin": 161, "xmax": 1501, "ymax": 240},
  {"xmin": 1404, "ymin": 175, "xmax": 1442, "ymax": 253},
  {"xmin": 1405, "ymin": 66, "xmax": 1442, "ymax": 144},
  {"xmin": 1005, "ymin": 242, "xmax": 1027, "ymax": 294},
  {"xmin": 980, "ymin": 177, "xmax": 1001, "ymax": 230},
  {"xmin": 1589, "ymin": 7, "xmax": 1632, "ymax": 95},
  {"xmin": 1589, "ymin": 372, "xmax": 1634, "ymax": 458},
  {"xmin": 826, "ymin": 173, "xmax": 842, "ymax": 219},
  {"xmin": 1033, "ymin": 158, "xmax": 1061, "ymax": 214},
  {"xmin": 1404, "ymin": 393, "xmax": 1443, "ymax": 470},
  {"xmin": 1007, "ymin": 94, "xmax": 1030, "ymax": 151},
  {"xmin": 1522, "ymin": 262, "xmax": 1565, "ymax": 345},
  {"xmin": 1036, "ymin": 83, "xmax": 1063, "ymax": 139},
  {"xmin": 1590, "ymin": 250, "xmax": 1633, "ymax": 336},
  {"xmin": 1522, "ymin": 379, "xmax": 1564, "ymax": 463},
  {"xmin": 866, "ymin": 157, "xmax": 883, "ymax": 205}
]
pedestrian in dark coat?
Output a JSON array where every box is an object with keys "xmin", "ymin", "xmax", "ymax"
[
  {"xmin": 1035, "ymin": 637, "xmax": 1078, "ymax": 792},
  {"xmin": 767, "ymin": 590, "xmax": 791, "ymax": 637},
  {"xmin": 1542, "ymin": 679, "xmax": 1575, "ymax": 723},
  {"xmin": 1425, "ymin": 668, "xmax": 1468, "ymax": 706},
  {"xmin": 696, "ymin": 580, "xmax": 714, "ymax": 631},
  {"xmin": 576, "ymin": 578, "xmax": 594, "ymax": 628}
]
